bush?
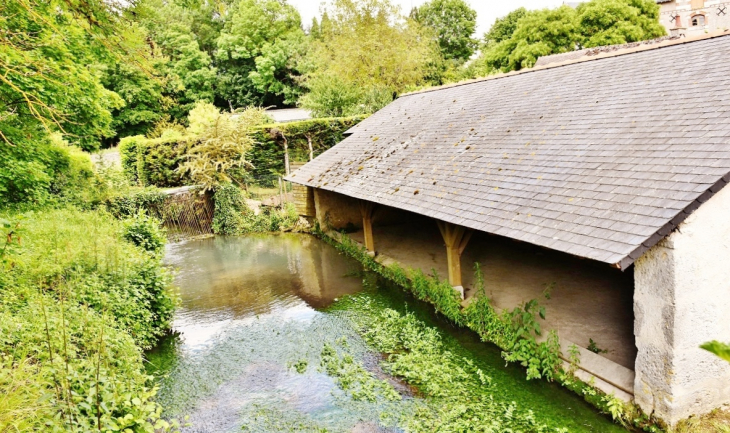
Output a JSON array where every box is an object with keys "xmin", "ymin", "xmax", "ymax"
[
  {"xmin": 0, "ymin": 127, "xmax": 94, "ymax": 207},
  {"xmin": 212, "ymin": 183, "xmax": 300, "ymax": 235},
  {"xmin": 212, "ymin": 183, "xmax": 248, "ymax": 235},
  {"xmin": 122, "ymin": 211, "xmax": 167, "ymax": 255},
  {"xmin": 104, "ymin": 187, "xmax": 168, "ymax": 219},
  {"xmin": 0, "ymin": 208, "xmax": 178, "ymax": 431},
  {"xmin": 119, "ymin": 135, "xmax": 145, "ymax": 184}
]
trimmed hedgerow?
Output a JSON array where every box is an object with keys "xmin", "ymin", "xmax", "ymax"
[{"xmin": 119, "ymin": 117, "xmax": 366, "ymax": 188}]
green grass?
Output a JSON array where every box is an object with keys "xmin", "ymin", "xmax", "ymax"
[{"xmin": 0, "ymin": 207, "xmax": 179, "ymax": 432}]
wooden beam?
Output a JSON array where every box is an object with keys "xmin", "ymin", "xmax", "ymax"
[
  {"xmin": 359, "ymin": 200, "xmax": 377, "ymax": 255},
  {"xmin": 436, "ymin": 220, "xmax": 473, "ymax": 290}
]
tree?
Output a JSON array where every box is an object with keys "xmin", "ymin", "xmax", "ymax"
[
  {"xmin": 469, "ymin": 0, "xmax": 666, "ymax": 78},
  {"xmin": 483, "ymin": 6, "xmax": 580, "ymax": 73},
  {"xmin": 155, "ymin": 24, "xmax": 218, "ymax": 119},
  {"xmin": 300, "ymin": 0, "xmax": 438, "ymax": 117},
  {"xmin": 577, "ymin": 0, "xmax": 666, "ymax": 48},
  {"xmin": 215, "ymin": 0, "xmax": 306, "ymax": 109},
  {"xmin": 482, "ymin": 7, "xmax": 528, "ymax": 48},
  {"xmin": 0, "ymin": 0, "xmax": 126, "ymax": 151},
  {"xmin": 413, "ymin": 0, "xmax": 477, "ymax": 62},
  {"xmin": 99, "ymin": 62, "xmax": 169, "ymax": 140}
]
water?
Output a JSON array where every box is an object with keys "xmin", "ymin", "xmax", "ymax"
[{"xmin": 147, "ymin": 234, "xmax": 626, "ymax": 432}]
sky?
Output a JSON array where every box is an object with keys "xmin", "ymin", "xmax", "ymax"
[{"xmin": 287, "ymin": 0, "xmax": 565, "ymax": 35}]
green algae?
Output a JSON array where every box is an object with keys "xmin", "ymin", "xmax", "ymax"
[{"xmin": 147, "ymin": 234, "xmax": 628, "ymax": 432}]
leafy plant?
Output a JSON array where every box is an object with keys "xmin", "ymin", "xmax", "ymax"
[
  {"xmin": 587, "ymin": 338, "xmax": 609, "ymax": 354},
  {"xmin": 122, "ymin": 211, "xmax": 167, "ymax": 255},
  {"xmin": 0, "ymin": 207, "xmax": 179, "ymax": 431},
  {"xmin": 701, "ymin": 341, "xmax": 730, "ymax": 363}
]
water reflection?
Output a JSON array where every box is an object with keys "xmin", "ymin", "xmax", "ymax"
[
  {"xmin": 149, "ymin": 234, "xmax": 395, "ymax": 432},
  {"xmin": 148, "ymin": 234, "xmax": 627, "ymax": 433}
]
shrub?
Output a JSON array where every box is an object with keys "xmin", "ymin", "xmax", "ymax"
[
  {"xmin": 122, "ymin": 211, "xmax": 167, "ymax": 255},
  {"xmin": 212, "ymin": 183, "xmax": 300, "ymax": 235},
  {"xmin": 178, "ymin": 108, "xmax": 255, "ymax": 191},
  {"xmin": 0, "ymin": 128, "xmax": 94, "ymax": 207},
  {"xmin": 104, "ymin": 187, "xmax": 168, "ymax": 219},
  {"xmin": 212, "ymin": 183, "xmax": 248, "ymax": 235},
  {"xmin": 119, "ymin": 135, "xmax": 145, "ymax": 184}
]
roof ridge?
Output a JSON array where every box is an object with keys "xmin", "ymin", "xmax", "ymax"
[{"xmin": 401, "ymin": 30, "xmax": 730, "ymax": 98}]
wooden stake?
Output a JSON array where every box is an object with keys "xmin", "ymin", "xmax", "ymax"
[
  {"xmin": 436, "ymin": 221, "xmax": 473, "ymax": 290},
  {"xmin": 307, "ymin": 134, "xmax": 314, "ymax": 161},
  {"xmin": 359, "ymin": 200, "xmax": 377, "ymax": 255},
  {"xmin": 283, "ymin": 134, "xmax": 291, "ymax": 175}
]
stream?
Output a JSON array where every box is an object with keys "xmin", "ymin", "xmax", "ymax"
[{"xmin": 146, "ymin": 234, "xmax": 626, "ymax": 432}]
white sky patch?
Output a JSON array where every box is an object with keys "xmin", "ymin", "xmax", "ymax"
[{"xmin": 288, "ymin": 0, "xmax": 565, "ymax": 35}]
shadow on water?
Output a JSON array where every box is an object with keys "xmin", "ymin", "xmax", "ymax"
[{"xmin": 146, "ymin": 234, "xmax": 626, "ymax": 433}]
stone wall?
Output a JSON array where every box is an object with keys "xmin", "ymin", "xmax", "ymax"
[
  {"xmin": 660, "ymin": 0, "xmax": 730, "ymax": 36},
  {"xmin": 313, "ymin": 189, "xmax": 363, "ymax": 231},
  {"xmin": 634, "ymin": 183, "xmax": 730, "ymax": 425}
]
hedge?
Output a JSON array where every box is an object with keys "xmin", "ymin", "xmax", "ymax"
[{"xmin": 119, "ymin": 116, "xmax": 366, "ymax": 188}]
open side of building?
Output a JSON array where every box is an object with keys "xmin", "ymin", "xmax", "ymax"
[{"xmin": 287, "ymin": 33, "xmax": 730, "ymax": 425}]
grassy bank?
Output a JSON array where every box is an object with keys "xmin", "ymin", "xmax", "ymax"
[{"xmin": 0, "ymin": 208, "xmax": 178, "ymax": 432}]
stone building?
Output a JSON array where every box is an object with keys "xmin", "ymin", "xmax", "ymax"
[
  {"xmin": 658, "ymin": 0, "xmax": 730, "ymax": 36},
  {"xmin": 287, "ymin": 33, "xmax": 730, "ymax": 425}
]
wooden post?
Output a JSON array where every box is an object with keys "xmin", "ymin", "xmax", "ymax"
[
  {"xmin": 359, "ymin": 200, "xmax": 377, "ymax": 256},
  {"xmin": 437, "ymin": 221, "xmax": 473, "ymax": 298},
  {"xmin": 278, "ymin": 177, "xmax": 284, "ymax": 209},
  {"xmin": 283, "ymin": 135, "xmax": 291, "ymax": 175},
  {"xmin": 307, "ymin": 134, "xmax": 314, "ymax": 161}
]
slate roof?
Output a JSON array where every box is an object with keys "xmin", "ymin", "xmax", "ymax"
[
  {"xmin": 534, "ymin": 36, "xmax": 680, "ymax": 68},
  {"xmin": 287, "ymin": 33, "xmax": 730, "ymax": 270}
]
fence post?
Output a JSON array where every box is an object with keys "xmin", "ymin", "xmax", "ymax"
[{"xmin": 279, "ymin": 177, "xmax": 284, "ymax": 209}]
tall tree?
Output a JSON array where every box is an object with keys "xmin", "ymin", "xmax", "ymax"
[
  {"xmin": 577, "ymin": 0, "xmax": 666, "ymax": 47},
  {"xmin": 300, "ymin": 0, "xmax": 438, "ymax": 117},
  {"xmin": 215, "ymin": 0, "xmax": 306, "ymax": 109},
  {"xmin": 482, "ymin": 7, "xmax": 528, "ymax": 48},
  {"xmin": 413, "ymin": 0, "xmax": 477, "ymax": 62}
]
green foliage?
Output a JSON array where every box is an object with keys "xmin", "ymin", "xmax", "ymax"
[
  {"xmin": 178, "ymin": 104, "xmax": 260, "ymax": 191},
  {"xmin": 0, "ymin": 0, "xmax": 126, "ymax": 152},
  {"xmin": 120, "ymin": 116, "xmax": 364, "ymax": 188},
  {"xmin": 346, "ymin": 306, "xmax": 561, "ymax": 432},
  {"xmin": 701, "ymin": 341, "xmax": 730, "ymax": 363},
  {"xmin": 104, "ymin": 187, "xmax": 168, "ymax": 219},
  {"xmin": 99, "ymin": 62, "xmax": 170, "ymax": 140},
  {"xmin": 577, "ymin": 0, "xmax": 666, "ymax": 48},
  {"xmin": 320, "ymin": 342, "xmax": 401, "ymax": 402},
  {"xmin": 0, "ymin": 356, "xmax": 50, "ymax": 432},
  {"xmin": 483, "ymin": 7, "xmax": 528, "ymax": 47},
  {"xmin": 413, "ymin": 0, "xmax": 478, "ymax": 62},
  {"xmin": 119, "ymin": 133, "xmax": 196, "ymax": 187},
  {"xmin": 0, "ymin": 208, "xmax": 178, "ymax": 431},
  {"xmin": 0, "ymin": 130, "xmax": 95, "ymax": 206},
  {"xmin": 301, "ymin": 0, "xmax": 438, "ymax": 116},
  {"xmin": 248, "ymin": 116, "xmax": 366, "ymax": 183},
  {"xmin": 122, "ymin": 211, "xmax": 167, "ymax": 255},
  {"xmin": 215, "ymin": 0, "xmax": 306, "ymax": 108},
  {"xmin": 212, "ymin": 183, "xmax": 249, "ymax": 235},
  {"xmin": 212, "ymin": 183, "xmax": 300, "ymax": 235},
  {"xmin": 470, "ymin": 0, "xmax": 666, "ymax": 77},
  {"xmin": 321, "ymin": 231, "xmax": 563, "ymax": 382}
]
